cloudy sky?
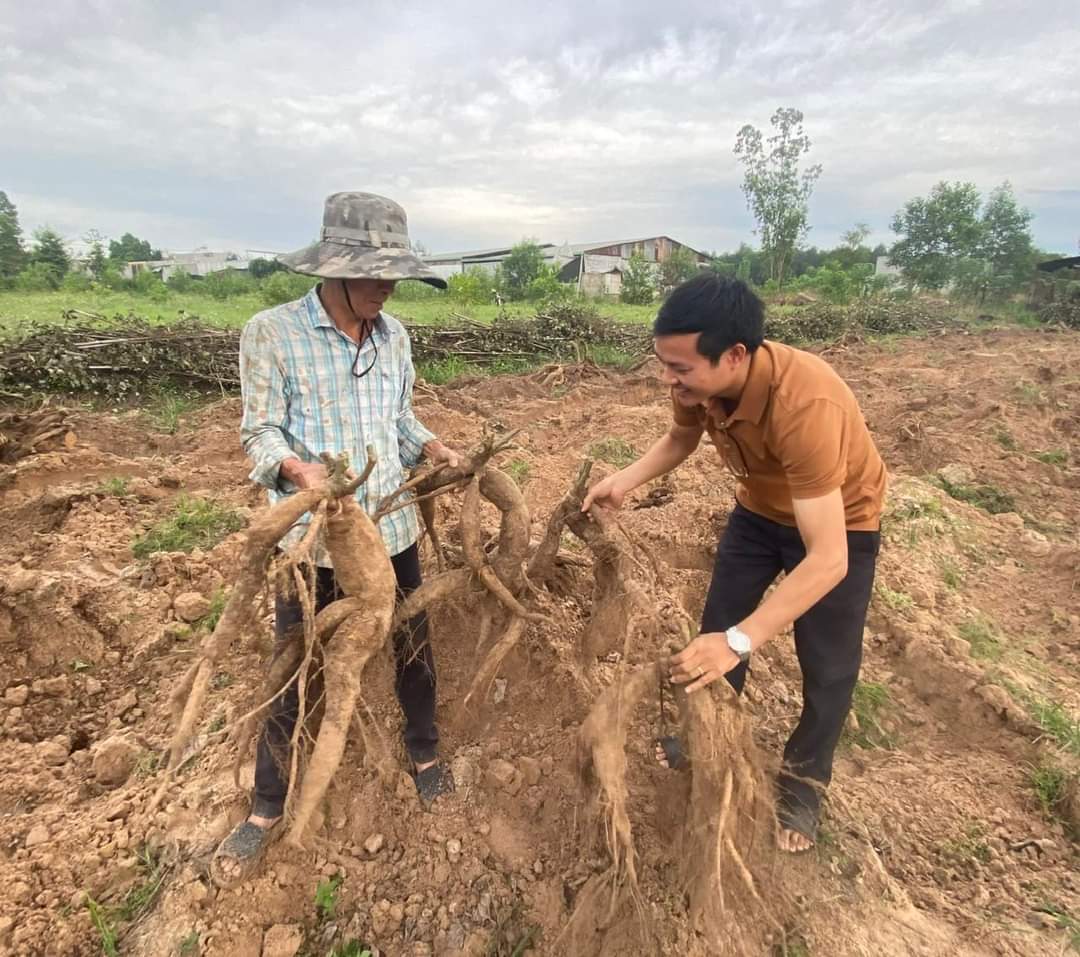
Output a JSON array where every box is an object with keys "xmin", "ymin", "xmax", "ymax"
[{"xmin": 2, "ymin": 0, "xmax": 1077, "ymax": 258}]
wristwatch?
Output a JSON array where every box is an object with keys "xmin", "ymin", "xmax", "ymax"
[{"xmin": 725, "ymin": 626, "xmax": 753, "ymax": 664}]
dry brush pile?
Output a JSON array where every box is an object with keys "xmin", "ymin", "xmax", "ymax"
[{"xmin": 140, "ymin": 429, "xmax": 791, "ymax": 951}]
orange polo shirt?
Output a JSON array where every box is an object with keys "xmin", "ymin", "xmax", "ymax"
[{"xmin": 672, "ymin": 340, "xmax": 886, "ymax": 530}]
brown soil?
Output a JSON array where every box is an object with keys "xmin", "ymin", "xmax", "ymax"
[{"xmin": 1, "ymin": 326, "xmax": 1078, "ymax": 956}]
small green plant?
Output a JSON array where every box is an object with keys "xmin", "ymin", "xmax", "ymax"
[
  {"xmin": 135, "ymin": 751, "xmax": 161, "ymax": 777},
  {"xmin": 132, "ymin": 495, "xmax": 245, "ymax": 558},
  {"xmin": 845, "ymin": 681, "xmax": 896, "ymax": 749},
  {"xmin": 994, "ymin": 428, "xmax": 1017, "ymax": 451},
  {"xmin": 99, "ymin": 476, "xmax": 130, "ymax": 497},
  {"xmin": 145, "ymin": 391, "xmax": 201, "ymax": 434},
  {"xmin": 936, "ymin": 475, "xmax": 1016, "ymax": 515},
  {"xmin": 211, "ymin": 671, "xmax": 234, "ymax": 690},
  {"xmin": 328, "ymin": 942, "xmax": 374, "ymax": 957},
  {"xmin": 584, "ymin": 344, "xmax": 639, "ymax": 369},
  {"xmin": 939, "ymin": 559, "xmax": 963, "ymax": 589},
  {"xmin": 503, "ymin": 458, "xmax": 531, "ymax": 487},
  {"xmin": 957, "ymin": 616, "xmax": 1002, "ymax": 660},
  {"xmin": 942, "ymin": 821, "xmax": 992, "ymax": 865},
  {"xmin": 86, "ymin": 896, "xmax": 119, "ymax": 957},
  {"xmin": 72, "ymin": 658, "xmax": 93, "ymax": 672},
  {"xmin": 315, "ymin": 873, "xmax": 343, "ymax": 920},
  {"xmin": 1014, "ymin": 380, "xmax": 1044, "ymax": 405},
  {"xmin": 1030, "ymin": 762, "xmax": 1069, "ymax": 815},
  {"xmin": 1034, "ymin": 449, "xmax": 1068, "ymax": 466},
  {"xmin": 416, "ymin": 355, "xmax": 474, "ymax": 385},
  {"xmin": 875, "ymin": 583, "xmax": 914, "ymax": 612},
  {"xmin": 179, "ymin": 929, "xmax": 200, "ymax": 954},
  {"xmin": 196, "ymin": 588, "xmax": 228, "ymax": 632},
  {"xmin": 207, "ymin": 712, "xmax": 226, "ymax": 733},
  {"xmin": 1033, "ymin": 903, "xmax": 1080, "ymax": 951},
  {"xmin": 588, "ymin": 437, "xmax": 637, "ymax": 469},
  {"xmin": 1011, "ymin": 690, "xmax": 1080, "ymax": 755}
]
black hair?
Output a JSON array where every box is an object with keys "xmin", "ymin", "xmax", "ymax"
[{"xmin": 653, "ymin": 272, "xmax": 765, "ymax": 363}]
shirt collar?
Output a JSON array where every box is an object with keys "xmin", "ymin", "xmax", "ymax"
[
  {"xmin": 302, "ymin": 286, "xmax": 393, "ymax": 342},
  {"xmin": 707, "ymin": 342, "xmax": 773, "ymax": 427}
]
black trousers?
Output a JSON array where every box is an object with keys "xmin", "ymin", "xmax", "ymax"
[
  {"xmin": 706, "ymin": 504, "xmax": 879, "ymax": 816},
  {"xmin": 251, "ymin": 543, "xmax": 437, "ymax": 818}
]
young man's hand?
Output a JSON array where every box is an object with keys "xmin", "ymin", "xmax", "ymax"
[
  {"xmin": 668, "ymin": 632, "xmax": 744, "ymax": 694},
  {"xmin": 422, "ymin": 439, "xmax": 461, "ymax": 469},
  {"xmin": 581, "ymin": 472, "xmax": 631, "ymax": 511},
  {"xmin": 279, "ymin": 458, "xmax": 328, "ymax": 490}
]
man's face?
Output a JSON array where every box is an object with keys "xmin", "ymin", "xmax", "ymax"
[
  {"xmin": 343, "ymin": 278, "xmax": 397, "ymax": 321},
  {"xmin": 654, "ymin": 333, "xmax": 743, "ymax": 405}
]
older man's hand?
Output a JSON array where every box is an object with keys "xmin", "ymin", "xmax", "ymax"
[
  {"xmin": 422, "ymin": 439, "xmax": 461, "ymax": 469},
  {"xmin": 279, "ymin": 458, "xmax": 328, "ymax": 490}
]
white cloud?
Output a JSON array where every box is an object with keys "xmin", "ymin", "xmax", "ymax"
[{"xmin": 1, "ymin": 0, "xmax": 1076, "ymax": 255}]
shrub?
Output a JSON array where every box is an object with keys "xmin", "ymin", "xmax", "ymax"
[{"xmin": 261, "ymin": 271, "xmax": 316, "ymax": 306}]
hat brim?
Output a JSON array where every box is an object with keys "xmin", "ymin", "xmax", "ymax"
[{"xmin": 277, "ymin": 241, "xmax": 447, "ymax": 290}]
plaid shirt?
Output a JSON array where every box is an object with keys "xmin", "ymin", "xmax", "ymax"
[{"xmin": 239, "ymin": 288, "xmax": 435, "ymax": 563}]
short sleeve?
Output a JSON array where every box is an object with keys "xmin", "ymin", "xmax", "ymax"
[
  {"xmin": 774, "ymin": 399, "xmax": 849, "ymax": 500},
  {"xmin": 670, "ymin": 388, "xmax": 705, "ymax": 429}
]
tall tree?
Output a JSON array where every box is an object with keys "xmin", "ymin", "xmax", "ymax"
[
  {"xmin": 84, "ymin": 229, "xmax": 108, "ymax": 279},
  {"xmin": 658, "ymin": 246, "xmax": 700, "ymax": 289},
  {"xmin": 498, "ymin": 239, "xmax": 546, "ymax": 300},
  {"xmin": 842, "ymin": 223, "xmax": 871, "ymax": 250},
  {"xmin": 734, "ymin": 107, "xmax": 822, "ymax": 286},
  {"xmin": 109, "ymin": 232, "xmax": 162, "ymax": 263},
  {"xmin": 977, "ymin": 182, "xmax": 1034, "ymax": 282},
  {"xmin": 29, "ymin": 228, "xmax": 71, "ymax": 279},
  {"xmin": 888, "ymin": 182, "xmax": 983, "ymax": 289},
  {"xmin": 0, "ymin": 190, "xmax": 26, "ymax": 280}
]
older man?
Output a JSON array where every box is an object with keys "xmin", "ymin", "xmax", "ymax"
[{"xmin": 212, "ymin": 192, "xmax": 459, "ymax": 886}]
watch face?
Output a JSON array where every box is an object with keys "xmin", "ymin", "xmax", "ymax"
[{"xmin": 728, "ymin": 628, "xmax": 752, "ymax": 654}]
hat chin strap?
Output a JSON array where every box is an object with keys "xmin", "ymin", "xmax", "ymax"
[{"xmin": 340, "ymin": 280, "xmax": 379, "ymax": 379}]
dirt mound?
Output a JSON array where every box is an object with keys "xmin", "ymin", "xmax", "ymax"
[{"xmin": 0, "ymin": 328, "xmax": 1078, "ymax": 956}]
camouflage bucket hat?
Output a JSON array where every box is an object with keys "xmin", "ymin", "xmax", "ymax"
[{"xmin": 277, "ymin": 191, "xmax": 447, "ymax": 289}]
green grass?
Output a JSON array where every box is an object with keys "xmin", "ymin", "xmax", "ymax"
[
  {"xmin": 210, "ymin": 671, "xmax": 234, "ymax": 690},
  {"xmin": 315, "ymin": 874, "xmax": 343, "ymax": 920},
  {"xmin": 875, "ymin": 583, "xmax": 914, "ymax": 612},
  {"xmin": 583, "ymin": 343, "xmax": 644, "ymax": 369},
  {"xmin": 588, "ymin": 437, "xmax": 638, "ymax": 468},
  {"xmin": 1033, "ymin": 903, "xmax": 1080, "ymax": 952},
  {"xmin": 143, "ymin": 390, "xmax": 205, "ymax": 434},
  {"xmin": 0, "ymin": 288, "xmax": 657, "ymax": 336},
  {"xmin": 83, "ymin": 845, "xmax": 169, "ymax": 955},
  {"xmin": 503, "ymin": 458, "xmax": 531, "ymax": 487},
  {"xmin": 1030, "ymin": 763, "xmax": 1070, "ymax": 815},
  {"xmin": 942, "ymin": 821, "xmax": 992, "ymax": 865},
  {"xmin": 1014, "ymin": 380, "xmax": 1045, "ymax": 406},
  {"xmin": 86, "ymin": 896, "xmax": 119, "ymax": 957},
  {"xmin": 939, "ymin": 558, "xmax": 963, "ymax": 589},
  {"xmin": 196, "ymin": 588, "xmax": 228, "ymax": 633},
  {"xmin": 935, "ymin": 475, "xmax": 1016, "ymax": 515},
  {"xmin": 845, "ymin": 681, "xmax": 896, "ymax": 750},
  {"xmin": 179, "ymin": 930, "xmax": 200, "ymax": 955},
  {"xmin": 97, "ymin": 476, "xmax": 130, "ymax": 497},
  {"xmin": 328, "ymin": 943, "xmax": 373, "ymax": 957},
  {"xmin": 1009, "ymin": 688, "xmax": 1080, "ymax": 755},
  {"xmin": 131, "ymin": 495, "xmax": 245, "ymax": 558},
  {"xmin": 416, "ymin": 354, "xmax": 478, "ymax": 385},
  {"xmin": 957, "ymin": 616, "xmax": 1003, "ymax": 660},
  {"xmin": 1034, "ymin": 449, "xmax": 1068, "ymax": 466},
  {"xmin": 994, "ymin": 428, "xmax": 1018, "ymax": 451}
]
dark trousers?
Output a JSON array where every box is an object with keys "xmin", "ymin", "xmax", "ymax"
[
  {"xmin": 705, "ymin": 504, "xmax": 879, "ymax": 815},
  {"xmin": 251, "ymin": 543, "xmax": 437, "ymax": 818}
]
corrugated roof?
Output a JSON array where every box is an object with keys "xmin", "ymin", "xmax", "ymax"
[{"xmin": 425, "ymin": 236, "xmax": 710, "ymax": 262}]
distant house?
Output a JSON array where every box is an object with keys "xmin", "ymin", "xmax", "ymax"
[
  {"xmin": 874, "ymin": 255, "xmax": 902, "ymax": 279},
  {"xmin": 124, "ymin": 249, "xmax": 253, "ymax": 281},
  {"xmin": 424, "ymin": 236, "xmax": 711, "ymax": 298}
]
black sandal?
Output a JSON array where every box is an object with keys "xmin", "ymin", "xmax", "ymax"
[
  {"xmin": 655, "ymin": 735, "xmax": 690, "ymax": 771},
  {"xmin": 413, "ymin": 762, "xmax": 454, "ymax": 807},
  {"xmin": 210, "ymin": 819, "xmax": 282, "ymax": 888},
  {"xmin": 776, "ymin": 797, "xmax": 818, "ymax": 852}
]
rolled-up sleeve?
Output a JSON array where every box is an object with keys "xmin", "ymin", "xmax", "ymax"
[
  {"xmin": 396, "ymin": 336, "xmax": 436, "ymax": 469},
  {"xmin": 239, "ymin": 318, "xmax": 295, "ymax": 488}
]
